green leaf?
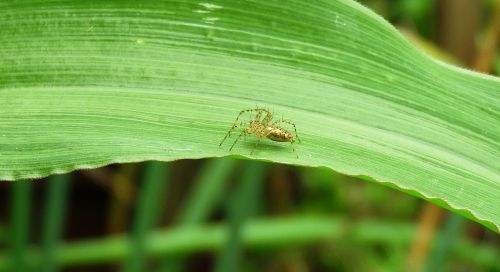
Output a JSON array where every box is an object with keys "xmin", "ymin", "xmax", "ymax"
[{"xmin": 1, "ymin": 1, "xmax": 499, "ymax": 231}]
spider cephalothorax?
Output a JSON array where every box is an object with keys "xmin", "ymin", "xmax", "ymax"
[{"xmin": 219, "ymin": 108, "xmax": 301, "ymax": 157}]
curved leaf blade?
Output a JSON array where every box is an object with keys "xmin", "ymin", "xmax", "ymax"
[{"xmin": 0, "ymin": 0, "xmax": 499, "ymax": 231}]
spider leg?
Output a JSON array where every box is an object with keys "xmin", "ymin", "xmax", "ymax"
[
  {"xmin": 240, "ymin": 108, "xmax": 270, "ymax": 118},
  {"xmin": 234, "ymin": 108, "xmax": 271, "ymax": 127},
  {"xmin": 241, "ymin": 107, "xmax": 272, "ymax": 124},
  {"xmin": 220, "ymin": 108, "xmax": 271, "ymax": 147},
  {"xmin": 261, "ymin": 109, "xmax": 273, "ymax": 125},
  {"xmin": 219, "ymin": 121, "xmax": 247, "ymax": 147},
  {"xmin": 229, "ymin": 130, "xmax": 247, "ymax": 151},
  {"xmin": 272, "ymin": 119, "xmax": 301, "ymax": 143},
  {"xmin": 290, "ymin": 141, "xmax": 298, "ymax": 158},
  {"xmin": 250, "ymin": 139, "xmax": 261, "ymax": 155},
  {"xmin": 255, "ymin": 110, "xmax": 262, "ymax": 120},
  {"xmin": 253, "ymin": 108, "xmax": 273, "ymax": 124}
]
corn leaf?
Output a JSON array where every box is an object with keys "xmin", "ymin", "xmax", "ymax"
[{"xmin": 1, "ymin": 0, "xmax": 499, "ymax": 231}]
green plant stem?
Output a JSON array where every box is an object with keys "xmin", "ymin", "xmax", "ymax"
[
  {"xmin": 214, "ymin": 161, "xmax": 267, "ymax": 272},
  {"xmin": 158, "ymin": 158, "xmax": 237, "ymax": 272},
  {"xmin": 0, "ymin": 226, "xmax": 5, "ymax": 246},
  {"xmin": 425, "ymin": 214, "xmax": 465, "ymax": 272},
  {"xmin": 0, "ymin": 216, "xmax": 497, "ymax": 271},
  {"xmin": 9, "ymin": 180, "xmax": 32, "ymax": 272},
  {"xmin": 177, "ymin": 158, "xmax": 238, "ymax": 225},
  {"xmin": 124, "ymin": 162, "xmax": 170, "ymax": 272},
  {"xmin": 40, "ymin": 174, "xmax": 71, "ymax": 272}
]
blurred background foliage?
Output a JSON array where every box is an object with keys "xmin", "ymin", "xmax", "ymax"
[{"xmin": 0, "ymin": 0, "xmax": 499, "ymax": 271}]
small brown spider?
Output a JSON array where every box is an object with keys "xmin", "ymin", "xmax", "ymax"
[{"xmin": 219, "ymin": 108, "xmax": 301, "ymax": 157}]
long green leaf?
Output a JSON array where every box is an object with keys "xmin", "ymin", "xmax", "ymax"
[
  {"xmin": 125, "ymin": 162, "xmax": 169, "ymax": 272},
  {"xmin": 0, "ymin": 216, "xmax": 498, "ymax": 270},
  {"xmin": 0, "ymin": 1, "xmax": 499, "ymax": 231},
  {"xmin": 214, "ymin": 161, "xmax": 266, "ymax": 272},
  {"xmin": 9, "ymin": 181, "xmax": 32, "ymax": 272},
  {"xmin": 40, "ymin": 174, "xmax": 70, "ymax": 272}
]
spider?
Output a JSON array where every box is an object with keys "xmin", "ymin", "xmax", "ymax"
[{"xmin": 219, "ymin": 108, "xmax": 301, "ymax": 157}]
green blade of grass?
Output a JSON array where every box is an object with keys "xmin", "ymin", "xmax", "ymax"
[
  {"xmin": 0, "ymin": 216, "xmax": 498, "ymax": 271},
  {"xmin": 9, "ymin": 181, "xmax": 32, "ymax": 272},
  {"xmin": 158, "ymin": 157, "xmax": 237, "ymax": 272},
  {"xmin": 425, "ymin": 214, "xmax": 465, "ymax": 272},
  {"xmin": 0, "ymin": 226, "xmax": 5, "ymax": 246},
  {"xmin": 214, "ymin": 161, "xmax": 267, "ymax": 272},
  {"xmin": 40, "ymin": 174, "xmax": 71, "ymax": 272},
  {"xmin": 0, "ymin": 0, "xmax": 498, "ymax": 231},
  {"xmin": 176, "ymin": 158, "xmax": 238, "ymax": 225},
  {"xmin": 124, "ymin": 162, "xmax": 170, "ymax": 272}
]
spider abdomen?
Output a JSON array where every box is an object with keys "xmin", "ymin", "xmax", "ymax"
[{"xmin": 266, "ymin": 127, "xmax": 294, "ymax": 142}]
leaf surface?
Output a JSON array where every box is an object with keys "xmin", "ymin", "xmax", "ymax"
[{"xmin": 0, "ymin": 0, "xmax": 499, "ymax": 231}]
